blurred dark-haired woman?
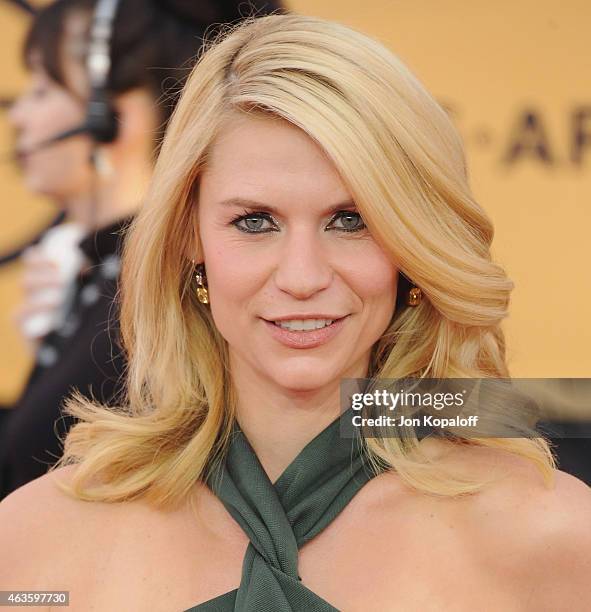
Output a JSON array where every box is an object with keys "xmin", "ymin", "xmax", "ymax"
[{"xmin": 0, "ymin": 0, "xmax": 285, "ymax": 499}]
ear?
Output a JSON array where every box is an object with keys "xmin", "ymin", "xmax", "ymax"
[
  {"xmin": 109, "ymin": 88, "xmax": 158, "ymax": 147},
  {"xmin": 183, "ymin": 201, "xmax": 204, "ymax": 267}
]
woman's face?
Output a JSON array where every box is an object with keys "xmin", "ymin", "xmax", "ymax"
[
  {"xmin": 197, "ymin": 113, "xmax": 399, "ymax": 393},
  {"xmin": 8, "ymin": 47, "xmax": 94, "ymax": 200}
]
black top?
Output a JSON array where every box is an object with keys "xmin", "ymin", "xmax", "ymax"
[{"xmin": 0, "ymin": 215, "xmax": 133, "ymax": 500}]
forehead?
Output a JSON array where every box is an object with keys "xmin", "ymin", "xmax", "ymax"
[{"xmin": 201, "ymin": 113, "xmax": 350, "ymax": 203}]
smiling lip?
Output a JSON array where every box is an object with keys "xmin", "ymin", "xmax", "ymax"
[
  {"xmin": 261, "ymin": 315, "xmax": 350, "ymax": 349},
  {"xmin": 263, "ymin": 314, "xmax": 348, "ymax": 322}
]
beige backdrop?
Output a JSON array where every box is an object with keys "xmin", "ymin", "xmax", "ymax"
[{"xmin": 1, "ymin": 0, "xmax": 589, "ymax": 403}]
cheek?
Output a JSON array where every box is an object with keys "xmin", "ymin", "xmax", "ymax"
[
  {"xmin": 27, "ymin": 140, "xmax": 92, "ymax": 196},
  {"xmin": 198, "ymin": 218, "xmax": 261, "ymax": 300},
  {"xmin": 205, "ymin": 264, "xmax": 257, "ymax": 349},
  {"xmin": 345, "ymin": 247, "xmax": 398, "ymax": 304},
  {"xmin": 25, "ymin": 98, "xmax": 87, "ymax": 161},
  {"xmin": 359, "ymin": 266, "xmax": 397, "ymax": 299},
  {"xmin": 199, "ymin": 238, "xmax": 271, "ymax": 346},
  {"xmin": 205, "ymin": 248, "xmax": 257, "ymax": 305},
  {"xmin": 32, "ymin": 96, "xmax": 85, "ymax": 140},
  {"xmin": 47, "ymin": 138, "xmax": 88, "ymax": 162}
]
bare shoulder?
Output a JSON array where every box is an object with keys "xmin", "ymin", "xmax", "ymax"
[
  {"xmin": 0, "ymin": 464, "xmax": 87, "ymax": 534},
  {"xmin": 436, "ymin": 440, "xmax": 591, "ymax": 522},
  {"xmin": 0, "ymin": 465, "xmax": 106, "ymax": 589},
  {"xmin": 425, "ymin": 440, "xmax": 591, "ymax": 606},
  {"xmin": 0, "ymin": 466, "xmax": 227, "ymax": 611},
  {"xmin": 485, "ymin": 462, "xmax": 591, "ymax": 608}
]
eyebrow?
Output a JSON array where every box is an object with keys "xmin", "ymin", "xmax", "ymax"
[{"xmin": 217, "ymin": 197, "xmax": 358, "ymax": 215}]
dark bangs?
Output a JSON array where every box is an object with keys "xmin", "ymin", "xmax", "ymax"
[{"xmin": 23, "ymin": 0, "xmax": 93, "ymax": 89}]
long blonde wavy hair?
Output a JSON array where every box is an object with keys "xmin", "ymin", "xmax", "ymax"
[{"xmin": 51, "ymin": 13, "xmax": 556, "ymax": 509}]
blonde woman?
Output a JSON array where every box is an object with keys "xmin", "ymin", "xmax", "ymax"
[{"xmin": 1, "ymin": 13, "xmax": 590, "ymax": 611}]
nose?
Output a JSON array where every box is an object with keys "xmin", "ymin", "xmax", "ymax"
[{"xmin": 273, "ymin": 226, "xmax": 333, "ymax": 299}]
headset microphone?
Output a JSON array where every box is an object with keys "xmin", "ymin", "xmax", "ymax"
[
  {"xmin": 3, "ymin": 101, "xmax": 115, "ymax": 161},
  {"xmin": 0, "ymin": 126, "xmax": 88, "ymax": 164},
  {"xmin": 12, "ymin": 124, "xmax": 93, "ymax": 160}
]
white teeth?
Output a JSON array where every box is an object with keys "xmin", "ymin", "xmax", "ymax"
[{"xmin": 274, "ymin": 319, "xmax": 334, "ymax": 331}]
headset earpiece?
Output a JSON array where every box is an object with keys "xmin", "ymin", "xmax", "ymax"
[{"xmin": 86, "ymin": 86, "xmax": 119, "ymax": 144}]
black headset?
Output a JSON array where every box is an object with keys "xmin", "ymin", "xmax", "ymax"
[
  {"xmin": 0, "ymin": 0, "xmax": 122, "ymax": 266},
  {"xmin": 32, "ymin": 0, "xmax": 121, "ymax": 150}
]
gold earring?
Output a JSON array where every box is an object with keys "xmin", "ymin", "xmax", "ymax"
[
  {"xmin": 407, "ymin": 286, "xmax": 422, "ymax": 307},
  {"xmin": 193, "ymin": 261, "xmax": 209, "ymax": 304}
]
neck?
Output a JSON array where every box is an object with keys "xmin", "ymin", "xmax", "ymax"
[
  {"xmin": 64, "ymin": 147, "xmax": 152, "ymax": 232},
  {"xmin": 231, "ymin": 353, "xmax": 370, "ymax": 484}
]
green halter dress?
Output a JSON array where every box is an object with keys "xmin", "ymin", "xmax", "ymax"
[{"xmin": 184, "ymin": 406, "xmax": 382, "ymax": 611}]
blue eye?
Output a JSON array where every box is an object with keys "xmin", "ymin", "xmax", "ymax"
[
  {"xmin": 231, "ymin": 211, "xmax": 275, "ymax": 233},
  {"xmin": 230, "ymin": 210, "xmax": 367, "ymax": 234},
  {"xmin": 328, "ymin": 211, "xmax": 367, "ymax": 232}
]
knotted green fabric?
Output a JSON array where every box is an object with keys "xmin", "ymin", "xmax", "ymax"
[{"xmin": 184, "ymin": 406, "xmax": 381, "ymax": 611}]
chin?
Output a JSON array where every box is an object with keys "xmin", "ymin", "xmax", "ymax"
[{"xmin": 269, "ymin": 363, "xmax": 340, "ymax": 393}]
